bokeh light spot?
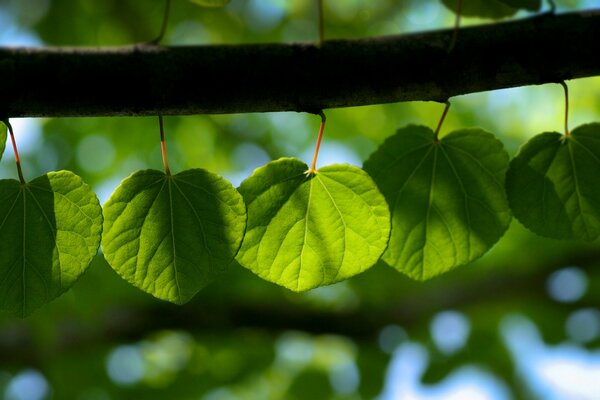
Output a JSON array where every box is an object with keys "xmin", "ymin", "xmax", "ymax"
[
  {"xmin": 5, "ymin": 369, "xmax": 49, "ymax": 400},
  {"xmin": 546, "ymin": 267, "xmax": 588, "ymax": 303},
  {"xmin": 76, "ymin": 135, "xmax": 116, "ymax": 173},
  {"xmin": 245, "ymin": 0, "xmax": 287, "ymax": 32},
  {"xmin": 275, "ymin": 332, "xmax": 314, "ymax": 368},
  {"xmin": 430, "ymin": 310, "xmax": 471, "ymax": 355},
  {"xmin": 378, "ymin": 325, "xmax": 408, "ymax": 354},
  {"xmin": 329, "ymin": 361, "xmax": 360, "ymax": 395},
  {"xmin": 105, "ymin": 345, "xmax": 144, "ymax": 386},
  {"xmin": 566, "ymin": 308, "xmax": 600, "ymax": 343}
]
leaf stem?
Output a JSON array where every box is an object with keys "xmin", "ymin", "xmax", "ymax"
[
  {"xmin": 317, "ymin": 0, "xmax": 325, "ymax": 47},
  {"xmin": 560, "ymin": 81, "xmax": 570, "ymax": 136},
  {"xmin": 448, "ymin": 0, "xmax": 462, "ymax": 53},
  {"xmin": 151, "ymin": 0, "xmax": 172, "ymax": 45},
  {"xmin": 3, "ymin": 119, "xmax": 26, "ymax": 184},
  {"xmin": 434, "ymin": 101, "xmax": 451, "ymax": 143},
  {"xmin": 308, "ymin": 111, "xmax": 327, "ymax": 174},
  {"xmin": 159, "ymin": 115, "xmax": 172, "ymax": 175}
]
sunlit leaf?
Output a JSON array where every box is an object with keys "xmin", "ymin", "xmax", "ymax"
[
  {"xmin": 190, "ymin": 0, "xmax": 231, "ymax": 7},
  {"xmin": 236, "ymin": 158, "xmax": 390, "ymax": 292},
  {"xmin": 440, "ymin": 0, "xmax": 519, "ymax": 19},
  {"xmin": 102, "ymin": 169, "xmax": 246, "ymax": 304},
  {"xmin": 0, "ymin": 121, "xmax": 6, "ymax": 161},
  {"xmin": 506, "ymin": 123, "xmax": 600, "ymax": 241},
  {"xmin": 0, "ymin": 171, "xmax": 102, "ymax": 317},
  {"xmin": 364, "ymin": 125, "xmax": 511, "ymax": 281}
]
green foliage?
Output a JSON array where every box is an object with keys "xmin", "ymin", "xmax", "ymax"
[
  {"xmin": 499, "ymin": 0, "xmax": 541, "ymax": 10},
  {"xmin": 0, "ymin": 121, "xmax": 6, "ymax": 161},
  {"xmin": 364, "ymin": 125, "xmax": 511, "ymax": 281},
  {"xmin": 440, "ymin": 0, "xmax": 541, "ymax": 18},
  {"xmin": 2, "ymin": 2, "xmax": 600, "ymax": 399},
  {"xmin": 236, "ymin": 158, "xmax": 390, "ymax": 292},
  {"xmin": 506, "ymin": 123, "xmax": 600, "ymax": 241},
  {"xmin": 189, "ymin": 0, "xmax": 231, "ymax": 8},
  {"xmin": 101, "ymin": 169, "xmax": 246, "ymax": 304},
  {"xmin": 0, "ymin": 171, "xmax": 102, "ymax": 316}
]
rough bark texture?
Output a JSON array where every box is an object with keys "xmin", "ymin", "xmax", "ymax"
[{"xmin": 0, "ymin": 10, "xmax": 599, "ymax": 117}]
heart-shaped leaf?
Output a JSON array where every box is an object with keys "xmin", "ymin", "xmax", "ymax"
[
  {"xmin": 441, "ymin": 0, "xmax": 519, "ymax": 19},
  {"xmin": 364, "ymin": 125, "xmax": 511, "ymax": 281},
  {"xmin": 0, "ymin": 171, "xmax": 103, "ymax": 317},
  {"xmin": 506, "ymin": 123, "xmax": 600, "ymax": 241},
  {"xmin": 0, "ymin": 121, "xmax": 6, "ymax": 161},
  {"xmin": 498, "ymin": 0, "xmax": 541, "ymax": 11},
  {"xmin": 102, "ymin": 169, "xmax": 246, "ymax": 304},
  {"xmin": 190, "ymin": 0, "xmax": 231, "ymax": 7},
  {"xmin": 236, "ymin": 158, "xmax": 390, "ymax": 292}
]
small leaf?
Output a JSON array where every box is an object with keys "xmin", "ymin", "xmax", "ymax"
[
  {"xmin": 190, "ymin": 0, "xmax": 231, "ymax": 7},
  {"xmin": 506, "ymin": 123, "xmax": 600, "ymax": 241},
  {"xmin": 440, "ymin": 0, "xmax": 519, "ymax": 19},
  {"xmin": 0, "ymin": 121, "xmax": 6, "ymax": 161},
  {"xmin": 102, "ymin": 169, "xmax": 246, "ymax": 304},
  {"xmin": 236, "ymin": 158, "xmax": 390, "ymax": 292},
  {"xmin": 364, "ymin": 125, "xmax": 511, "ymax": 281},
  {"xmin": 0, "ymin": 171, "xmax": 103, "ymax": 317}
]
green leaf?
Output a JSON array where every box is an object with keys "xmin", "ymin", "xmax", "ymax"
[
  {"xmin": 498, "ymin": 0, "xmax": 541, "ymax": 11},
  {"xmin": 506, "ymin": 123, "xmax": 600, "ymax": 241},
  {"xmin": 0, "ymin": 171, "xmax": 103, "ymax": 317},
  {"xmin": 440, "ymin": 0, "xmax": 519, "ymax": 19},
  {"xmin": 190, "ymin": 0, "xmax": 231, "ymax": 7},
  {"xmin": 0, "ymin": 121, "xmax": 7, "ymax": 161},
  {"xmin": 102, "ymin": 169, "xmax": 246, "ymax": 304},
  {"xmin": 363, "ymin": 125, "xmax": 511, "ymax": 281},
  {"xmin": 236, "ymin": 158, "xmax": 390, "ymax": 292}
]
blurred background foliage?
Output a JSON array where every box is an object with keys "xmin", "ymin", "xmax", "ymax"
[{"xmin": 1, "ymin": 0, "xmax": 600, "ymax": 399}]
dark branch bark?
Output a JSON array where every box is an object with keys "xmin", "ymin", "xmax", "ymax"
[{"xmin": 0, "ymin": 10, "xmax": 599, "ymax": 118}]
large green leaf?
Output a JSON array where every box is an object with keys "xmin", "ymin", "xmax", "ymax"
[
  {"xmin": 102, "ymin": 169, "xmax": 246, "ymax": 304},
  {"xmin": 498, "ymin": 0, "xmax": 541, "ymax": 10},
  {"xmin": 236, "ymin": 158, "xmax": 390, "ymax": 292},
  {"xmin": 0, "ymin": 171, "xmax": 102, "ymax": 317},
  {"xmin": 363, "ymin": 125, "xmax": 511, "ymax": 281},
  {"xmin": 506, "ymin": 123, "xmax": 600, "ymax": 241},
  {"xmin": 440, "ymin": 0, "xmax": 522, "ymax": 19},
  {"xmin": 190, "ymin": 0, "xmax": 231, "ymax": 7},
  {"xmin": 0, "ymin": 121, "xmax": 6, "ymax": 161}
]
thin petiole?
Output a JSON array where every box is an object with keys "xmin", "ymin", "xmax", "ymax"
[
  {"xmin": 448, "ymin": 0, "xmax": 462, "ymax": 53},
  {"xmin": 308, "ymin": 111, "xmax": 327, "ymax": 174},
  {"xmin": 317, "ymin": 0, "xmax": 324, "ymax": 47},
  {"xmin": 559, "ymin": 81, "xmax": 570, "ymax": 136},
  {"xmin": 434, "ymin": 101, "xmax": 451, "ymax": 142},
  {"xmin": 151, "ymin": 0, "xmax": 172, "ymax": 45},
  {"xmin": 3, "ymin": 119, "xmax": 26, "ymax": 184},
  {"xmin": 159, "ymin": 115, "xmax": 172, "ymax": 175}
]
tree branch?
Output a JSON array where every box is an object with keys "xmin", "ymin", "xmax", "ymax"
[{"xmin": 0, "ymin": 10, "xmax": 599, "ymax": 118}]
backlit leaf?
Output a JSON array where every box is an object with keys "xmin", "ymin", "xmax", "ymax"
[
  {"xmin": 364, "ymin": 125, "xmax": 511, "ymax": 281},
  {"xmin": 506, "ymin": 123, "xmax": 600, "ymax": 241},
  {"xmin": 440, "ymin": 0, "xmax": 519, "ymax": 19},
  {"xmin": 190, "ymin": 0, "xmax": 231, "ymax": 7},
  {"xmin": 236, "ymin": 158, "xmax": 390, "ymax": 292},
  {"xmin": 498, "ymin": 0, "xmax": 541, "ymax": 11},
  {"xmin": 102, "ymin": 169, "xmax": 246, "ymax": 304},
  {"xmin": 0, "ymin": 171, "xmax": 102, "ymax": 317},
  {"xmin": 0, "ymin": 121, "xmax": 6, "ymax": 161}
]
